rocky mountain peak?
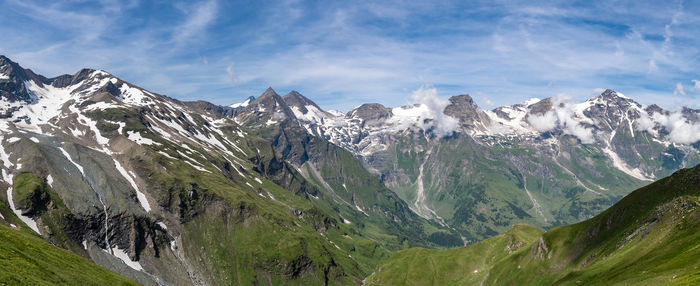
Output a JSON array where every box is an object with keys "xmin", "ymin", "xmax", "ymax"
[
  {"xmin": 348, "ymin": 103, "xmax": 392, "ymax": 122},
  {"xmin": 444, "ymin": 94, "xmax": 491, "ymax": 128},
  {"xmin": 592, "ymin": 89, "xmax": 637, "ymax": 106},
  {"xmin": 0, "ymin": 55, "xmax": 36, "ymax": 103},
  {"xmin": 236, "ymin": 87, "xmax": 297, "ymax": 126},
  {"xmin": 282, "ymin": 90, "xmax": 326, "ymax": 115},
  {"xmin": 49, "ymin": 68, "xmax": 98, "ymax": 88},
  {"xmin": 527, "ymin": 97, "xmax": 553, "ymax": 116},
  {"xmin": 258, "ymin": 87, "xmax": 279, "ymax": 99}
]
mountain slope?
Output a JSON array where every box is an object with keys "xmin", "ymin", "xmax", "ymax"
[
  {"xmin": 232, "ymin": 89, "xmax": 461, "ymax": 249},
  {"xmin": 366, "ymin": 163, "xmax": 700, "ymax": 285},
  {"xmin": 0, "ymin": 223, "xmax": 139, "ymax": 285},
  {"xmin": 0, "ymin": 55, "xmax": 393, "ymax": 285},
  {"xmin": 282, "ymin": 88, "xmax": 700, "ymax": 241}
]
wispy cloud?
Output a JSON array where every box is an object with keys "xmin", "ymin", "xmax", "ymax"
[
  {"xmin": 674, "ymin": 82, "xmax": 686, "ymax": 96},
  {"xmin": 226, "ymin": 63, "xmax": 238, "ymax": 86},
  {"xmin": 173, "ymin": 0, "xmax": 218, "ymax": 45}
]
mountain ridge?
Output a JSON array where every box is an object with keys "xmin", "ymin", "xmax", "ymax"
[{"xmin": 232, "ymin": 86, "xmax": 700, "ymax": 241}]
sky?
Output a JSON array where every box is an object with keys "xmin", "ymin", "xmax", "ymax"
[{"xmin": 1, "ymin": 0, "xmax": 699, "ymax": 111}]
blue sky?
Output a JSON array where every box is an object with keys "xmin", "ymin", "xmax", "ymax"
[{"xmin": 1, "ymin": 0, "xmax": 699, "ymax": 111}]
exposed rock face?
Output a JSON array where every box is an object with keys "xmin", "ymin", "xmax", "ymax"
[
  {"xmin": 348, "ymin": 103, "xmax": 393, "ymax": 123},
  {"xmin": 252, "ymin": 85, "xmax": 700, "ymax": 242},
  {"xmin": 528, "ymin": 97, "xmax": 553, "ymax": 115},
  {"xmin": 235, "ymin": 87, "xmax": 297, "ymax": 127},
  {"xmin": 443, "ymin": 94, "xmax": 491, "ymax": 128},
  {"xmin": 283, "ymin": 91, "xmax": 325, "ymax": 115},
  {"xmin": 0, "ymin": 56, "xmax": 36, "ymax": 103},
  {"xmin": 0, "ymin": 56, "xmax": 381, "ymax": 285},
  {"xmin": 583, "ymin": 89, "xmax": 642, "ymax": 132}
]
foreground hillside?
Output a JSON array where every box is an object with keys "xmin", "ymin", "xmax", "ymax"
[
  {"xmin": 366, "ymin": 164, "xmax": 700, "ymax": 285},
  {"xmin": 0, "ymin": 223, "xmax": 138, "ymax": 285}
]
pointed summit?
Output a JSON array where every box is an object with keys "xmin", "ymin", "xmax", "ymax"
[
  {"xmin": 592, "ymin": 89, "xmax": 635, "ymax": 105},
  {"xmin": 283, "ymin": 90, "xmax": 326, "ymax": 114},
  {"xmin": 258, "ymin": 87, "xmax": 279, "ymax": 99},
  {"xmin": 0, "ymin": 55, "xmax": 36, "ymax": 102},
  {"xmin": 236, "ymin": 87, "xmax": 297, "ymax": 126},
  {"xmin": 282, "ymin": 91, "xmax": 334, "ymax": 123}
]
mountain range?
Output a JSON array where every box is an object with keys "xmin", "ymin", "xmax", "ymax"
[
  {"xmin": 0, "ymin": 55, "xmax": 698, "ymax": 285},
  {"xmin": 232, "ymin": 82, "xmax": 700, "ymax": 243}
]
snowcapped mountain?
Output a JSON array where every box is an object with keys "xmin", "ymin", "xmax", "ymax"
[
  {"xmin": 0, "ymin": 56, "xmax": 447, "ymax": 285},
  {"xmin": 229, "ymin": 95, "xmax": 254, "ymax": 109},
  {"xmin": 2, "ymin": 54, "xmax": 699, "ymax": 284},
  {"xmin": 236, "ymin": 87, "xmax": 700, "ymax": 241}
]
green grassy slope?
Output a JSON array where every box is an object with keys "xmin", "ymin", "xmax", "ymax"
[
  {"xmin": 364, "ymin": 224, "xmax": 543, "ymax": 285},
  {"xmin": 0, "ymin": 223, "xmax": 139, "ymax": 285},
  {"xmin": 367, "ymin": 164, "xmax": 700, "ymax": 285}
]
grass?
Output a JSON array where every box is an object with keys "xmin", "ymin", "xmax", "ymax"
[
  {"xmin": 0, "ymin": 223, "xmax": 138, "ymax": 285},
  {"xmin": 368, "ymin": 164, "xmax": 700, "ymax": 285}
]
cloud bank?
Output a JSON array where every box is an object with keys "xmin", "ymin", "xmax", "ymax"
[
  {"xmin": 527, "ymin": 95, "xmax": 596, "ymax": 144},
  {"xmin": 637, "ymin": 110, "xmax": 700, "ymax": 144},
  {"xmin": 389, "ymin": 86, "xmax": 458, "ymax": 137}
]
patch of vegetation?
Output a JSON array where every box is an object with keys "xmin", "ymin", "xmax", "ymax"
[{"xmin": 0, "ymin": 223, "xmax": 138, "ymax": 285}]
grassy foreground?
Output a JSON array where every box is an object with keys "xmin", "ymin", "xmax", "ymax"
[{"xmin": 0, "ymin": 223, "xmax": 138, "ymax": 285}]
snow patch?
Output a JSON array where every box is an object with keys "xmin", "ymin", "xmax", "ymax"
[
  {"xmin": 119, "ymin": 84, "xmax": 148, "ymax": 105},
  {"xmin": 5, "ymin": 137, "xmax": 20, "ymax": 144},
  {"xmin": 113, "ymin": 159, "xmax": 151, "ymax": 212},
  {"xmin": 109, "ymin": 246, "xmax": 143, "ymax": 271},
  {"xmin": 230, "ymin": 97, "xmax": 253, "ymax": 108},
  {"xmin": 5, "ymin": 171, "xmax": 40, "ymax": 234},
  {"xmin": 46, "ymin": 174, "xmax": 53, "ymax": 187},
  {"xmin": 58, "ymin": 147, "xmax": 85, "ymax": 175},
  {"xmin": 127, "ymin": 131, "xmax": 160, "ymax": 146},
  {"xmin": 602, "ymin": 147, "xmax": 654, "ymax": 181}
]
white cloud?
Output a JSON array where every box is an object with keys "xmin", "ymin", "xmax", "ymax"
[
  {"xmin": 174, "ymin": 0, "xmax": 218, "ymax": 44},
  {"xmin": 526, "ymin": 95, "xmax": 595, "ymax": 144},
  {"xmin": 635, "ymin": 111, "xmax": 656, "ymax": 134},
  {"xmin": 674, "ymin": 82, "xmax": 686, "ymax": 96},
  {"xmin": 226, "ymin": 63, "xmax": 238, "ymax": 86},
  {"xmin": 692, "ymin": 79, "xmax": 700, "ymax": 92},
  {"xmin": 527, "ymin": 111, "xmax": 557, "ymax": 132},
  {"xmin": 409, "ymin": 86, "xmax": 459, "ymax": 137},
  {"xmin": 637, "ymin": 110, "xmax": 700, "ymax": 144}
]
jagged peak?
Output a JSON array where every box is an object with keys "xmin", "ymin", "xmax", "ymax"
[
  {"xmin": 282, "ymin": 90, "xmax": 326, "ymax": 114},
  {"xmin": 239, "ymin": 87, "xmax": 297, "ymax": 123},
  {"xmin": 249, "ymin": 87, "xmax": 288, "ymax": 108},
  {"xmin": 348, "ymin": 103, "xmax": 392, "ymax": 121},
  {"xmin": 259, "ymin": 86, "xmax": 279, "ymax": 99},
  {"xmin": 592, "ymin": 89, "xmax": 635, "ymax": 104}
]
